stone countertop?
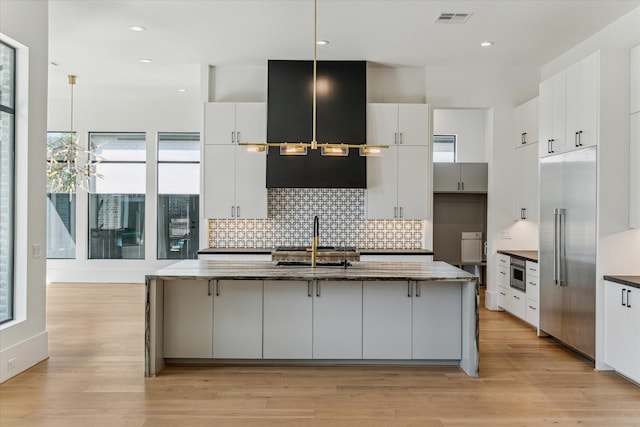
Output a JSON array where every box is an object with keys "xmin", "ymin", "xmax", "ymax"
[
  {"xmin": 198, "ymin": 248, "xmax": 435, "ymax": 255},
  {"xmin": 604, "ymin": 275, "xmax": 640, "ymax": 289},
  {"xmin": 497, "ymin": 250, "xmax": 538, "ymax": 262},
  {"xmin": 147, "ymin": 260, "xmax": 476, "ymax": 282}
]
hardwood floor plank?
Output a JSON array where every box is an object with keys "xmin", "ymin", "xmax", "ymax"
[{"xmin": 1, "ymin": 282, "xmax": 639, "ymax": 426}]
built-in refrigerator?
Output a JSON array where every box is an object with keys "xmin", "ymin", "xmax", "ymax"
[{"xmin": 539, "ymin": 146, "xmax": 597, "ymax": 360}]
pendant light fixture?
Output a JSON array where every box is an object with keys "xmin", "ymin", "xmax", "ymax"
[{"xmin": 239, "ymin": 0, "xmax": 387, "ymax": 156}]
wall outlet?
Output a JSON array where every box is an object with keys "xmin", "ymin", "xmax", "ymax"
[
  {"xmin": 7, "ymin": 358, "xmax": 16, "ymax": 370},
  {"xmin": 500, "ymin": 231, "xmax": 512, "ymax": 239},
  {"xmin": 33, "ymin": 244, "xmax": 41, "ymax": 258}
]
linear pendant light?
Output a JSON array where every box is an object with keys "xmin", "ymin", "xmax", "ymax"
[{"xmin": 239, "ymin": 0, "xmax": 387, "ymax": 156}]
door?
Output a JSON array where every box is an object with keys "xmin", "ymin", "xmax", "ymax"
[
  {"xmin": 397, "ymin": 146, "xmax": 429, "ymax": 219},
  {"xmin": 368, "ymin": 103, "xmax": 399, "ymax": 146},
  {"xmin": 235, "ymin": 103, "xmax": 266, "ymax": 144},
  {"xmin": 398, "ymin": 104, "xmax": 429, "ymax": 146},
  {"xmin": 366, "ymin": 146, "xmax": 398, "ymax": 219},
  {"xmin": 539, "ymin": 154, "xmax": 564, "ymax": 339},
  {"xmin": 412, "ymin": 282, "xmax": 462, "ymax": 359},
  {"xmin": 263, "ymin": 280, "xmax": 313, "ymax": 359},
  {"xmin": 313, "ymin": 281, "xmax": 362, "ymax": 359},
  {"xmin": 163, "ymin": 280, "xmax": 213, "ymax": 358},
  {"xmin": 235, "ymin": 146, "xmax": 267, "ymax": 219},
  {"xmin": 362, "ymin": 281, "xmax": 412, "ymax": 359},
  {"xmin": 203, "ymin": 145, "xmax": 236, "ymax": 218},
  {"xmin": 213, "ymin": 280, "xmax": 263, "ymax": 359},
  {"xmin": 561, "ymin": 146, "xmax": 597, "ymax": 359},
  {"xmin": 204, "ymin": 103, "xmax": 236, "ymax": 145}
]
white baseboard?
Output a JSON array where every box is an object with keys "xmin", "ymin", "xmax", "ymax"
[{"xmin": 0, "ymin": 330, "xmax": 48, "ymax": 383}]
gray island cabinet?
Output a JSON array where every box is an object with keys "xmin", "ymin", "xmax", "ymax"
[{"xmin": 145, "ymin": 260, "xmax": 479, "ymax": 377}]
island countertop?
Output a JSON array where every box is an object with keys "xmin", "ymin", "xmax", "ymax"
[{"xmin": 147, "ymin": 260, "xmax": 477, "ymax": 282}]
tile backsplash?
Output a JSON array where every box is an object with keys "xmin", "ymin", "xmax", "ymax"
[{"xmin": 209, "ymin": 188, "xmax": 424, "ymax": 249}]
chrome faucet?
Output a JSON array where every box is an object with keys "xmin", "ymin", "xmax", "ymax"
[{"xmin": 312, "ymin": 215, "xmax": 319, "ymax": 268}]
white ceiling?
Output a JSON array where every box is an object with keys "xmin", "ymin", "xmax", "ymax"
[{"xmin": 48, "ymin": 0, "xmax": 640, "ymax": 101}]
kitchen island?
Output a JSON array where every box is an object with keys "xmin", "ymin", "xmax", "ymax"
[{"xmin": 145, "ymin": 260, "xmax": 479, "ymax": 377}]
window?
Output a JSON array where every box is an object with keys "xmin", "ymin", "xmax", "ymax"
[
  {"xmin": 0, "ymin": 41, "xmax": 16, "ymax": 323},
  {"xmin": 46, "ymin": 132, "xmax": 76, "ymax": 259},
  {"xmin": 157, "ymin": 132, "xmax": 200, "ymax": 259},
  {"xmin": 88, "ymin": 132, "xmax": 145, "ymax": 259},
  {"xmin": 433, "ymin": 135, "xmax": 456, "ymax": 163}
]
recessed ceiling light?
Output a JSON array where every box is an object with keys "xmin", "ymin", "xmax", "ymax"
[
  {"xmin": 139, "ymin": 58, "xmax": 153, "ymax": 63},
  {"xmin": 129, "ymin": 26, "xmax": 146, "ymax": 32},
  {"xmin": 178, "ymin": 89, "xmax": 187, "ymax": 93},
  {"xmin": 480, "ymin": 41, "xmax": 494, "ymax": 47},
  {"xmin": 316, "ymin": 40, "xmax": 330, "ymax": 46}
]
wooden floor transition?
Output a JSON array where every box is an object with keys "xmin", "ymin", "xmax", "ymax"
[{"xmin": 1, "ymin": 282, "xmax": 639, "ymax": 426}]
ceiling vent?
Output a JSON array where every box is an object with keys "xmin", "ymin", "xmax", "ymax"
[{"xmin": 434, "ymin": 12, "xmax": 472, "ymax": 24}]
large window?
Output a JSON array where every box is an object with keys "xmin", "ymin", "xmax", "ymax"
[
  {"xmin": 46, "ymin": 132, "xmax": 76, "ymax": 259},
  {"xmin": 88, "ymin": 133, "xmax": 146, "ymax": 259},
  {"xmin": 0, "ymin": 41, "xmax": 16, "ymax": 323},
  {"xmin": 433, "ymin": 135, "xmax": 457, "ymax": 163},
  {"xmin": 157, "ymin": 132, "xmax": 200, "ymax": 259}
]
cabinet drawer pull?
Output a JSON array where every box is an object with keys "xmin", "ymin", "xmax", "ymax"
[
  {"xmin": 522, "ymin": 132, "xmax": 526, "ymax": 144},
  {"xmin": 578, "ymin": 130, "xmax": 583, "ymax": 146},
  {"xmin": 528, "ymin": 281, "xmax": 537, "ymax": 286},
  {"xmin": 216, "ymin": 280, "xmax": 220, "ymax": 296},
  {"xmin": 513, "ymin": 295, "xmax": 520, "ymax": 300},
  {"xmin": 528, "ymin": 305, "xmax": 537, "ymax": 311},
  {"xmin": 399, "ymin": 207, "xmax": 403, "ymax": 218},
  {"xmin": 236, "ymin": 206, "xmax": 240, "ymax": 217},
  {"xmin": 500, "ymin": 271, "xmax": 506, "ymax": 275},
  {"xmin": 237, "ymin": 131, "xmax": 241, "ymax": 142}
]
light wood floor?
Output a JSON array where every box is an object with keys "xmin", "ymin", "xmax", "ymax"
[{"xmin": 1, "ymin": 283, "xmax": 639, "ymax": 426}]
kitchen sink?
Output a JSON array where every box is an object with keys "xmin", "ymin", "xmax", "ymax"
[{"xmin": 276, "ymin": 261, "xmax": 352, "ymax": 268}]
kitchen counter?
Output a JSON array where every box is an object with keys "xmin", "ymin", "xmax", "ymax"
[
  {"xmin": 497, "ymin": 250, "xmax": 538, "ymax": 262},
  {"xmin": 145, "ymin": 260, "xmax": 478, "ymax": 378},
  {"xmin": 604, "ymin": 275, "xmax": 640, "ymax": 289}
]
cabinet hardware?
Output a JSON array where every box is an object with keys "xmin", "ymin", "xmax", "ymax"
[
  {"xmin": 622, "ymin": 288, "xmax": 627, "ymax": 307},
  {"xmin": 628, "ymin": 289, "xmax": 632, "ymax": 308},
  {"xmin": 231, "ymin": 206, "xmax": 235, "ymax": 217},
  {"xmin": 316, "ymin": 281, "xmax": 321, "ymax": 297},
  {"xmin": 394, "ymin": 132, "xmax": 398, "ymax": 145},
  {"xmin": 399, "ymin": 207, "xmax": 403, "ymax": 218},
  {"xmin": 394, "ymin": 207, "xmax": 398, "ymax": 218},
  {"xmin": 528, "ymin": 281, "xmax": 536, "ymax": 286},
  {"xmin": 236, "ymin": 206, "xmax": 240, "ymax": 217},
  {"xmin": 457, "ymin": 182, "xmax": 461, "ymax": 191},
  {"xmin": 415, "ymin": 282, "xmax": 421, "ymax": 297},
  {"xmin": 528, "ymin": 305, "xmax": 536, "ymax": 310},
  {"xmin": 513, "ymin": 295, "xmax": 520, "ymax": 300},
  {"xmin": 216, "ymin": 280, "xmax": 220, "ymax": 296},
  {"xmin": 461, "ymin": 182, "xmax": 465, "ymax": 191},
  {"xmin": 308, "ymin": 281, "xmax": 312, "ymax": 297},
  {"xmin": 500, "ymin": 271, "xmax": 506, "ymax": 275},
  {"xmin": 521, "ymin": 208, "xmax": 526, "ymax": 220},
  {"xmin": 231, "ymin": 131, "xmax": 236, "ymax": 143},
  {"xmin": 522, "ymin": 132, "xmax": 527, "ymax": 144},
  {"xmin": 500, "ymin": 291, "xmax": 506, "ymax": 296},
  {"xmin": 407, "ymin": 281, "xmax": 412, "ymax": 298},
  {"xmin": 237, "ymin": 131, "xmax": 241, "ymax": 143},
  {"xmin": 578, "ymin": 130, "xmax": 583, "ymax": 146},
  {"xmin": 575, "ymin": 131, "xmax": 579, "ymax": 147},
  {"xmin": 207, "ymin": 279, "xmax": 212, "ymax": 296},
  {"xmin": 399, "ymin": 132, "xmax": 403, "ymax": 144}
]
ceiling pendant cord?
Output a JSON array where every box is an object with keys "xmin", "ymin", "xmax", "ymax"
[
  {"xmin": 68, "ymin": 74, "xmax": 76, "ymax": 134},
  {"xmin": 312, "ymin": 0, "xmax": 317, "ymax": 150}
]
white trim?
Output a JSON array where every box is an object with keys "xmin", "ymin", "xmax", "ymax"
[{"xmin": 0, "ymin": 330, "xmax": 48, "ymax": 383}]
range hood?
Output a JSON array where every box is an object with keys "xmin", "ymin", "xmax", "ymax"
[{"xmin": 266, "ymin": 60, "xmax": 367, "ymax": 188}]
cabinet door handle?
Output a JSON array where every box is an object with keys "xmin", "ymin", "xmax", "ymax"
[
  {"xmin": 236, "ymin": 131, "xmax": 241, "ymax": 143},
  {"xmin": 578, "ymin": 130, "xmax": 583, "ymax": 146},
  {"xmin": 575, "ymin": 131, "xmax": 579, "ymax": 147},
  {"xmin": 513, "ymin": 295, "xmax": 520, "ymax": 300},
  {"xmin": 399, "ymin": 132, "xmax": 403, "ymax": 144},
  {"xmin": 500, "ymin": 291, "xmax": 506, "ymax": 296},
  {"xmin": 308, "ymin": 281, "xmax": 312, "ymax": 297},
  {"xmin": 394, "ymin": 132, "xmax": 398, "ymax": 145},
  {"xmin": 316, "ymin": 281, "xmax": 321, "ymax": 297},
  {"xmin": 408, "ymin": 281, "xmax": 412, "ymax": 298},
  {"xmin": 528, "ymin": 281, "xmax": 536, "ymax": 286},
  {"xmin": 415, "ymin": 282, "xmax": 421, "ymax": 297},
  {"xmin": 236, "ymin": 206, "xmax": 240, "ymax": 217},
  {"xmin": 208, "ymin": 279, "xmax": 212, "ymax": 296},
  {"xmin": 528, "ymin": 305, "xmax": 537, "ymax": 310},
  {"xmin": 521, "ymin": 208, "xmax": 526, "ymax": 220},
  {"xmin": 461, "ymin": 182, "xmax": 464, "ymax": 191},
  {"xmin": 622, "ymin": 288, "xmax": 627, "ymax": 307},
  {"xmin": 500, "ymin": 271, "xmax": 506, "ymax": 275},
  {"xmin": 399, "ymin": 207, "xmax": 403, "ymax": 218},
  {"xmin": 231, "ymin": 131, "xmax": 235, "ymax": 143},
  {"xmin": 231, "ymin": 206, "xmax": 235, "ymax": 217},
  {"xmin": 215, "ymin": 280, "xmax": 220, "ymax": 297},
  {"xmin": 522, "ymin": 132, "xmax": 526, "ymax": 144},
  {"xmin": 394, "ymin": 206, "xmax": 398, "ymax": 218},
  {"xmin": 457, "ymin": 182, "xmax": 461, "ymax": 191},
  {"xmin": 627, "ymin": 289, "xmax": 632, "ymax": 308}
]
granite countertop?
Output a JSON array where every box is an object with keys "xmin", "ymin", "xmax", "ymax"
[
  {"xmin": 147, "ymin": 260, "xmax": 476, "ymax": 282},
  {"xmin": 198, "ymin": 248, "xmax": 435, "ymax": 256},
  {"xmin": 497, "ymin": 250, "xmax": 538, "ymax": 262},
  {"xmin": 604, "ymin": 275, "xmax": 640, "ymax": 289}
]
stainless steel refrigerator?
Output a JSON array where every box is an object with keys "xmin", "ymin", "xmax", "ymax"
[{"xmin": 539, "ymin": 146, "xmax": 596, "ymax": 360}]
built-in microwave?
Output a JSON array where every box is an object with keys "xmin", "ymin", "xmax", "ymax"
[{"xmin": 510, "ymin": 257, "xmax": 526, "ymax": 292}]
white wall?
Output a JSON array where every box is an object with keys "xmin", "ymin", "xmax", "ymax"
[
  {"xmin": 433, "ymin": 109, "xmax": 488, "ymax": 163},
  {"xmin": 0, "ymin": 0, "xmax": 49, "ymax": 383}
]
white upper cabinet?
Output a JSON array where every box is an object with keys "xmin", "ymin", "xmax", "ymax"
[
  {"xmin": 631, "ymin": 45, "xmax": 640, "ymax": 114},
  {"xmin": 204, "ymin": 102, "xmax": 266, "ymax": 145},
  {"xmin": 513, "ymin": 97, "xmax": 538, "ymax": 148},
  {"xmin": 366, "ymin": 103, "xmax": 430, "ymax": 219},
  {"xmin": 565, "ymin": 52, "xmax": 599, "ymax": 151},
  {"xmin": 433, "ymin": 163, "xmax": 488, "ymax": 193},
  {"xmin": 513, "ymin": 142, "xmax": 539, "ymax": 221},
  {"xmin": 539, "ymin": 71, "xmax": 566, "ymax": 158}
]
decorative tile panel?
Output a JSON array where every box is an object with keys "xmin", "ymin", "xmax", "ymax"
[{"xmin": 209, "ymin": 188, "xmax": 424, "ymax": 249}]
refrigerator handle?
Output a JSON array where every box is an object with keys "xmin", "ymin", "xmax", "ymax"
[
  {"xmin": 558, "ymin": 208, "xmax": 566, "ymax": 286},
  {"xmin": 553, "ymin": 209, "xmax": 558, "ymax": 285}
]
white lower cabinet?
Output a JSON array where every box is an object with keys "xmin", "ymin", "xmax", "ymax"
[
  {"xmin": 604, "ymin": 281, "xmax": 640, "ymax": 383},
  {"xmin": 263, "ymin": 280, "xmax": 313, "ymax": 359},
  {"xmin": 213, "ymin": 280, "xmax": 263, "ymax": 359},
  {"xmin": 509, "ymin": 288, "xmax": 526, "ymax": 321},
  {"xmin": 163, "ymin": 280, "xmax": 213, "ymax": 358},
  {"xmin": 525, "ymin": 299, "xmax": 539, "ymax": 328},
  {"xmin": 498, "ymin": 286, "xmax": 508, "ymax": 310},
  {"xmin": 312, "ymin": 281, "xmax": 363, "ymax": 359},
  {"xmin": 412, "ymin": 281, "xmax": 462, "ymax": 359},
  {"xmin": 363, "ymin": 281, "xmax": 413, "ymax": 359}
]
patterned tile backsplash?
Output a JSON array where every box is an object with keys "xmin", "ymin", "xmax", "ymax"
[{"xmin": 209, "ymin": 188, "xmax": 424, "ymax": 249}]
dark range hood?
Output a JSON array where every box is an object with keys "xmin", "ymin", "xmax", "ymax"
[{"xmin": 266, "ymin": 60, "xmax": 367, "ymax": 188}]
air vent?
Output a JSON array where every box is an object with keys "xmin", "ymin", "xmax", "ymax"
[{"xmin": 434, "ymin": 12, "xmax": 472, "ymax": 24}]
